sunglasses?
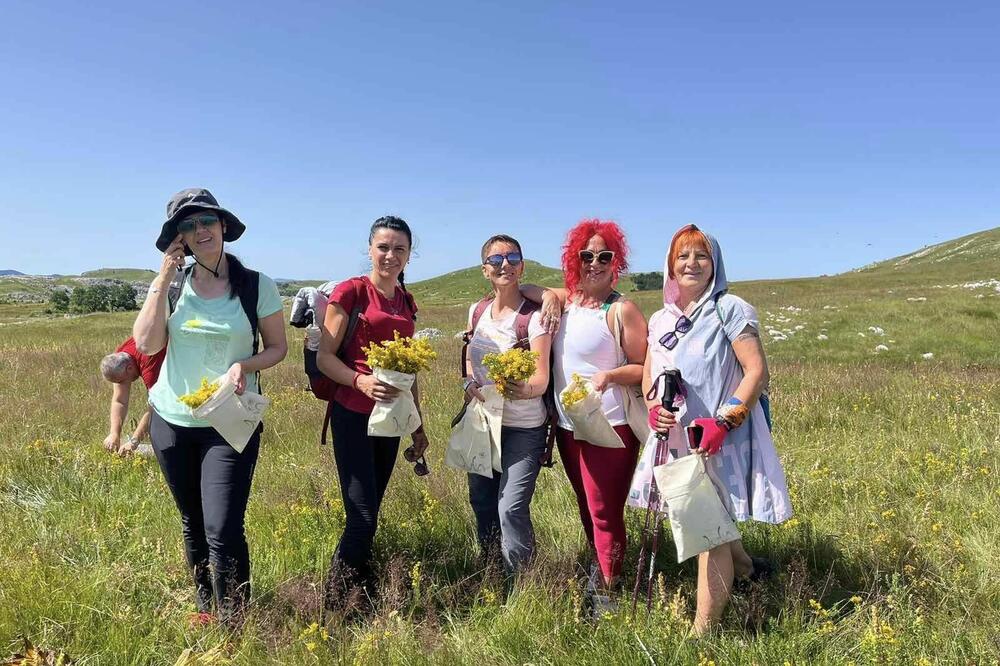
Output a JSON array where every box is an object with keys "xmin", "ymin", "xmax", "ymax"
[
  {"xmin": 579, "ymin": 250, "xmax": 615, "ymax": 265},
  {"xmin": 483, "ymin": 252, "xmax": 523, "ymax": 268},
  {"xmin": 403, "ymin": 445, "xmax": 430, "ymax": 476},
  {"xmin": 176, "ymin": 214, "xmax": 220, "ymax": 234},
  {"xmin": 658, "ymin": 315, "xmax": 693, "ymax": 350}
]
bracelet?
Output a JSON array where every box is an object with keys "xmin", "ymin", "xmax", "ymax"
[
  {"xmin": 462, "ymin": 377, "xmax": 478, "ymax": 392},
  {"xmin": 148, "ymin": 286, "xmax": 162, "ymax": 294},
  {"xmin": 352, "ymin": 372, "xmax": 362, "ymax": 390}
]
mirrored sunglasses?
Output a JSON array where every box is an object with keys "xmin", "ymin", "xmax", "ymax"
[
  {"xmin": 484, "ymin": 252, "xmax": 523, "ymax": 268},
  {"xmin": 658, "ymin": 315, "xmax": 693, "ymax": 350},
  {"xmin": 579, "ymin": 250, "xmax": 615, "ymax": 264},
  {"xmin": 177, "ymin": 214, "xmax": 220, "ymax": 234}
]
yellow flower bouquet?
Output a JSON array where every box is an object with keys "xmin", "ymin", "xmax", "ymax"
[
  {"xmin": 362, "ymin": 331, "xmax": 437, "ymax": 438},
  {"xmin": 178, "ymin": 378, "xmax": 220, "ymax": 409},
  {"xmin": 362, "ymin": 331, "xmax": 437, "ymax": 374},
  {"xmin": 560, "ymin": 373, "xmax": 590, "ymax": 410},
  {"xmin": 481, "ymin": 348, "xmax": 539, "ymax": 398},
  {"xmin": 556, "ymin": 373, "xmax": 625, "ymax": 448}
]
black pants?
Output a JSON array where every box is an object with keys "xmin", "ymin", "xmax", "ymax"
[
  {"xmin": 328, "ymin": 401, "xmax": 400, "ymax": 589},
  {"xmin": 150, "ymin": 409, "xmax": 260, "ymax": 621}
]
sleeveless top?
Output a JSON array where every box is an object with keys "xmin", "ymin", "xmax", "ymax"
[{"xmin": 552, "ymin": 301, "xmax": 626, "ymax": 430}]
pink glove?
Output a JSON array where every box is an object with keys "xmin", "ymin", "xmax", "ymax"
[
  {"xmin": 647, "ymin": 405, "xmax": 663, "ymax": 430},
  {"xmin": 688, "ymin": 417, "xmax": 729, "ymax": 456}
]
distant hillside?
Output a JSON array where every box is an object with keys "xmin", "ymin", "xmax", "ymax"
[
  {"xmin": 0, "ymin": 270, "xmax": 25, "ymax": 276},
  {"xmin": 856, "ymin": 227, "xmax": 1000, "ymax": 281},
  {"xmin": 408, "ymin": 260, "xmax": 638, "ymax": 305},
  {"xmin": 82, "ymin": 268, "xmax": 157, "ymax": 281}
]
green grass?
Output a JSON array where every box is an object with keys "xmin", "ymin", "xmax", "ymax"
[{"xmin": 1, "ymin": 235, "xmax": 999, "ymax": 664}]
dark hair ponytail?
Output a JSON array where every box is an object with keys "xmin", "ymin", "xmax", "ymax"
[{"xmin": 369, "ymin": 215, "xmax": 413, "ymax": 291}]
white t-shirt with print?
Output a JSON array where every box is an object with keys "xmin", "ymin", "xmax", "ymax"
[{"xmin": 467, "ymin": 300, "xmax": 547, "ymax": 428}]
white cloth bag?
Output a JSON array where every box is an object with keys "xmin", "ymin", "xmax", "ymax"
[
  {"xmin": 653, "ymin": 454, "xmax": 741, "ymax": 562},
  {"xmin": 446, "ymin": 394, "xmax": 496, "ymax": 479},
  {"xmin": 191, "ymin": 374, "xmax": 270, "ymax": 453},
  {"xmin": 366, "ymin": 368, "xmax": 421, "ymax": 438},
  {"xmin": 558, "ymin": 380, "xmax": 625, "ymax": 448}
]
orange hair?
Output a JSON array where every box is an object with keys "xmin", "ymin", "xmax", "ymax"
[{"xmin": 667, "ymin": 228, "xmax": 712, "ymax": 279}]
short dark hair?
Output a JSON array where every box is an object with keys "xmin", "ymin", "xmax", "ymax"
[{"xmin": 480, "ymin": 234, "xmax": 523, "ymax": 262}]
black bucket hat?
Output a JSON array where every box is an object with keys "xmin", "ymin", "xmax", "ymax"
[{"xmin": 155, "ymin": 188, "xmax": 246, "ymax": 255}]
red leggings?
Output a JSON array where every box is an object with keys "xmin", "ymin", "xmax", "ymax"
[{"xmin": 557, "ymin": 425, "xmax": 640, "ymax": 585}]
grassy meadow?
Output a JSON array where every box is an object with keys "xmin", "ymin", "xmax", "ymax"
[{"xmin": 1, "ymin": 237, "xmax": 999, "ymax": 664}]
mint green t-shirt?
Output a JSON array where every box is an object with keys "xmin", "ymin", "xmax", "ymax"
[{"xmin": 149, "ymin": 273, "xmax": 283, "ymax": 427}]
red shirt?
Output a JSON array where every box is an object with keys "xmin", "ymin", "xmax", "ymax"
[
  {"xmin": 330, "ymin": 276, "xmax": 417, "ymax": 414},
  {"xmin": 116, "ymin": 337, "xmax": 166, "ymax": 390}
]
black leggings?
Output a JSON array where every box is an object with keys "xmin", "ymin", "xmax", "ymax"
[
  {"xmin": 329, "ymin": 401, "xmax": 400, "ymax": 586},
  {"xmin": 150, "ymin": 409, "xmax": 260, "ymax": 620}
]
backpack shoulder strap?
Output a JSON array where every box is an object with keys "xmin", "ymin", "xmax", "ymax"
[
  {"xmin": 513, "ymin": 298, "xmax": 541, "ymax": 351},
  {"xmin": 714, "ymin": 290, "xmax": 730, "ymax": 326},
  {"xmin": 167, "ymin": 265, "xmax": 194, "ymax": 315},
  {"xmin": 337, "ymin": 277, "xmax": 368, "ymax": 360},
  {"xmin": 461, "ymin": 296, "xmax": 494, "ymax": 378},
  {"xmin": 238, "ymin": 269, "xmax": 261, "ymax": 355}
]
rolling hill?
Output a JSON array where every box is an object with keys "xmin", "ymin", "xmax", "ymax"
[
  {"xmin": 408, "ymin": 260, "xmax": 638, "ymax": 305},
  {"xmin": 81, "ymin": 268, "xmax": 157, "ymax": 281},
  {"xmin": 856, "ymin": 226, "xmax": 1000, "ymax": 281}
]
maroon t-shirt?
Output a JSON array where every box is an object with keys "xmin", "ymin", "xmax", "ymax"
[
  {"xmin": 116, "ymin": 336, "xmax": 166, "ymax": 390},
  {"xmin": 330, "ymin": 276, "xmax": 417, "ymax": 414}
]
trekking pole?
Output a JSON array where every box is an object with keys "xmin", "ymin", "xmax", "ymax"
[{"xmin": 631, "ymin": 369, "xmax": 681, "ymax": 616}]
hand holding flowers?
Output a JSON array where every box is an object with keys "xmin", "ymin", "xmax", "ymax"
[
  {"xmin": 362, "ymin": 331, "xmax": 437, "ymax": 438},
  {"xmin": 481, "ymin": 348, "xmax": 539, "ymax": 399}
]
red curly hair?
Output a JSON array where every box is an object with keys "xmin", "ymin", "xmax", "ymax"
[{"xmin": 561, "ymin": 219, "xmax": 630, "ymax": 294}]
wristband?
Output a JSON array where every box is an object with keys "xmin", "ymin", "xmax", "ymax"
[
  {"xmin": 352, "ymin": 372, "xmax": 362, "ymax": 390},
  {"xmin": 716, "ymin": 398, "xmax": 749, "ymax": 431}
]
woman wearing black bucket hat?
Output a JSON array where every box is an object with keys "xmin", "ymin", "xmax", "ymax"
[{"xmin": 133, "ymin": 188, "xmax": 287, "ymax": 627}]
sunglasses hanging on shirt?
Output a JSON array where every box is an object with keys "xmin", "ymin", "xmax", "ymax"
[{"xmin": 658, "ymin": 315, "xmax": 693, "ymax": 350}]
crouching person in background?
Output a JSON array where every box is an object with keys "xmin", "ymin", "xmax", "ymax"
[{"xmin": 100, "ymin": 336, "xmax": 165, "ymax": 457}]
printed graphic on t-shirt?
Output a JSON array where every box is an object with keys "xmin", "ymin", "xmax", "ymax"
[{"xmin": 178, "ymin": 315, "xmax": 231, "ymax": 369}]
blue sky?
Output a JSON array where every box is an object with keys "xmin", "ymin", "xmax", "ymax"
[{"xmin": 2, "ymin": 1, "xmax": 998, "ymax": 282}]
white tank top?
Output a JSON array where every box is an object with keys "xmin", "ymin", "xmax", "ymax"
[{"xmin": 552, "ymin": 302, "xmax": 626, "ymax": 429}]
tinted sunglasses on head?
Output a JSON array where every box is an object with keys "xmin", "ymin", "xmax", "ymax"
[
  {"xmin": 177, "ymin": 214, "xmax": 220, "ymax": 234},
  {"xmin": 659, "ymin": 315, "xmax": 693, "ymax": 350},
  {"xmin": 579, "ymin": 250, "xmax": 615, "ymax": 264},
  {"xmin": 484, "ymin": 252, "xmax": 523, "ymax": 268}
]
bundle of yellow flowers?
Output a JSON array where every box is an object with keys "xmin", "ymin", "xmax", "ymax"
[
  {"xmin": 363, "ymin": 331, "xmax": 437, "ymax": 374},
  {"xmin": 178, "ymin": 378, "xmax": 220, "ymax": 409},
  {"xmin": 560, "ymin": 373, "xmax": 590, "ymax": 409},
  {"xmin": 481, "ymin": 348, "xmax": 539, "ymax": 397}
]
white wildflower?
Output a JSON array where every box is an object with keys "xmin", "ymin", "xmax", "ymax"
[
  {"xmin": 875, "ymin": 344, "xmax": 889, "ymax": 352},
  {"xmin": 817, "ymin": 334, "xmax": 828, "ymax": 341},
  {"xmin": 922, "ymin": 352, "xmax": 934, "ymax": 360}
]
